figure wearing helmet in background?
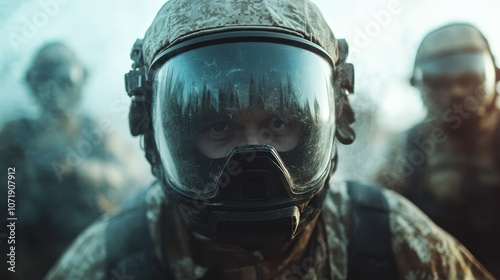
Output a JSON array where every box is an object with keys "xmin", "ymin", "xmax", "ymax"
[
  {"xmin": 376, "ymin": 23, "xmax": 500, "ymax": 278},
  {"xmin": 0, "ymin": 42, "xmax": 141, "ymax": 280},
  {"xmin": 46, "ymin": 2, "xmax": 493, "ymax": 280}
]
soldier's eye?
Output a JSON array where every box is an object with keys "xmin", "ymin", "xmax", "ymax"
[
  {"xmin": 202, "ymin": 121, "xmax": 236, "ymax": 141},
  {"xmin": 269, "ymin": 117, "xmax": 289, "ymax": 134}
]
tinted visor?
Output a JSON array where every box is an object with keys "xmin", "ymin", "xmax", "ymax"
[
  {"xmin": 415, "ymin": 52, "xmax": 495, "ymax": 91},
  {"xmin": 152, "ymin": 42, "xmax": 336, "ymax": 199}
]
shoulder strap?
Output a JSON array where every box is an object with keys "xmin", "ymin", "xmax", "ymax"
[
  {"xmin": 105, "ymin": 188, "xmax": 174, "ymax": 279},
  {"xmin": 405, "ymin": 124, "xmax": 427, "ymax": 200},
  {"xmin": 346, "ymin": 181, "xmax": 397, "ymax": 280}
]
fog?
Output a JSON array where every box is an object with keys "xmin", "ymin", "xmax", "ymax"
[{"xmin": 0, "ymin": 0, "xmax": 499, "ymax": 182}]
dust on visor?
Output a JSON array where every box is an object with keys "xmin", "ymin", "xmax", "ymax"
[{"xmin": 151, "ymin": 32, "xmax": 336, "ymax": 245}]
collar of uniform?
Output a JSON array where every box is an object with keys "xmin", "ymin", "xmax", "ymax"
[
  {"xmin": 162, "ymin": 205, "xmax": 322, "ymax": 279},
  {"xmin": 142, "ymin": 179, "xmax": 352, "ymax": 279}
]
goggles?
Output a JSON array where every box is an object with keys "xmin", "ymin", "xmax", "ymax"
[
  {"xmin": 414, "ymin": 52, "xmax": 495, "ymax": 91},
  {"xmin": 152, "ymin": 37, "xmax": 336, "ymax": 199}
]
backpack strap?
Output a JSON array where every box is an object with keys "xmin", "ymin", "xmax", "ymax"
[
  {"xmin": 105, "ymin": 188, "xmax": 174, "ymax": 280},
  {"xmin": 346, "ymin": 181, "xmax": 397, "ymax": 280}
]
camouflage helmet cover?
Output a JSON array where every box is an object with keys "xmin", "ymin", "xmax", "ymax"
[
  {"xmin": 142, "ymin": 0, "xmax": 339, "ymax": 67},
  {"xmin": 414, "ymin": 23, "xmax": 492, "ymax": 67}
]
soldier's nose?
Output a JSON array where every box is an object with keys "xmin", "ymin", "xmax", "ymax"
[{"xmin": 242, "ymin": 128, "xmax": 273, "ymax": 146}]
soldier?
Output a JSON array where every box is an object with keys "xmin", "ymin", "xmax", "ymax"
[
  {"xmin": 0, "ymin": 42, "xmax": 137, "ymax": 279},
  {"xmin": 376, "ymin": 23, "xmax": 500, "ymax": 278},
  {"xmin": 46, "ymin": 2, "xmax": 493, "ymax": 280}
]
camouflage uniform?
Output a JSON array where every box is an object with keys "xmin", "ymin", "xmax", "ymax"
[
  {"xmin": 376, "ymin": 23, "xmax": 500, "ymax": 278},
  {"xmin": 45, "ymin": 179, "xmax": 493, "ymax": 280},
  {"xmin": 377, "ymin": 114, "xmax": 500, "ymax": 278}
]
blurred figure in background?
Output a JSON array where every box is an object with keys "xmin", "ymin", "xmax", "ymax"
[
  {"xmin": 376, "ymin": 23, "xmax": 500, "ymax": 277},
  {"xmin": 0, "ymin": 42, "xmax": 142, "ymax": 279}
]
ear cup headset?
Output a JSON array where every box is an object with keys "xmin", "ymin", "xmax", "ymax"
[{"xmin": 125, "ymin": 30, "xmax": 356, "ymax": 247}]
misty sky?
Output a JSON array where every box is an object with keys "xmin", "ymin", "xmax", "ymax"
[{"xmin": 0, "ymin": 0, "xmax": 499, "ymax": 181}]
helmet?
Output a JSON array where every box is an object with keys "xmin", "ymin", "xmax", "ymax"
[
  {"xmin": 125, "ymin": 0, "xmax": 355, "ymax": 247},
  {"xmin": 26, "ymin": 42, "xmax": 88, "ymax": 115},
  {"xmin": 411, "ymin": 23, "xmax": 500, "ymax": 120}
]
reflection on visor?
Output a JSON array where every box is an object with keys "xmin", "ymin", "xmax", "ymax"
[
  {"xmin": 152, "ymin": 42, "xmax": 336, "ymax": 198},
  {"xmin": 415, "ymin": 52, "xmax": 495, "ymax": 91}
]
